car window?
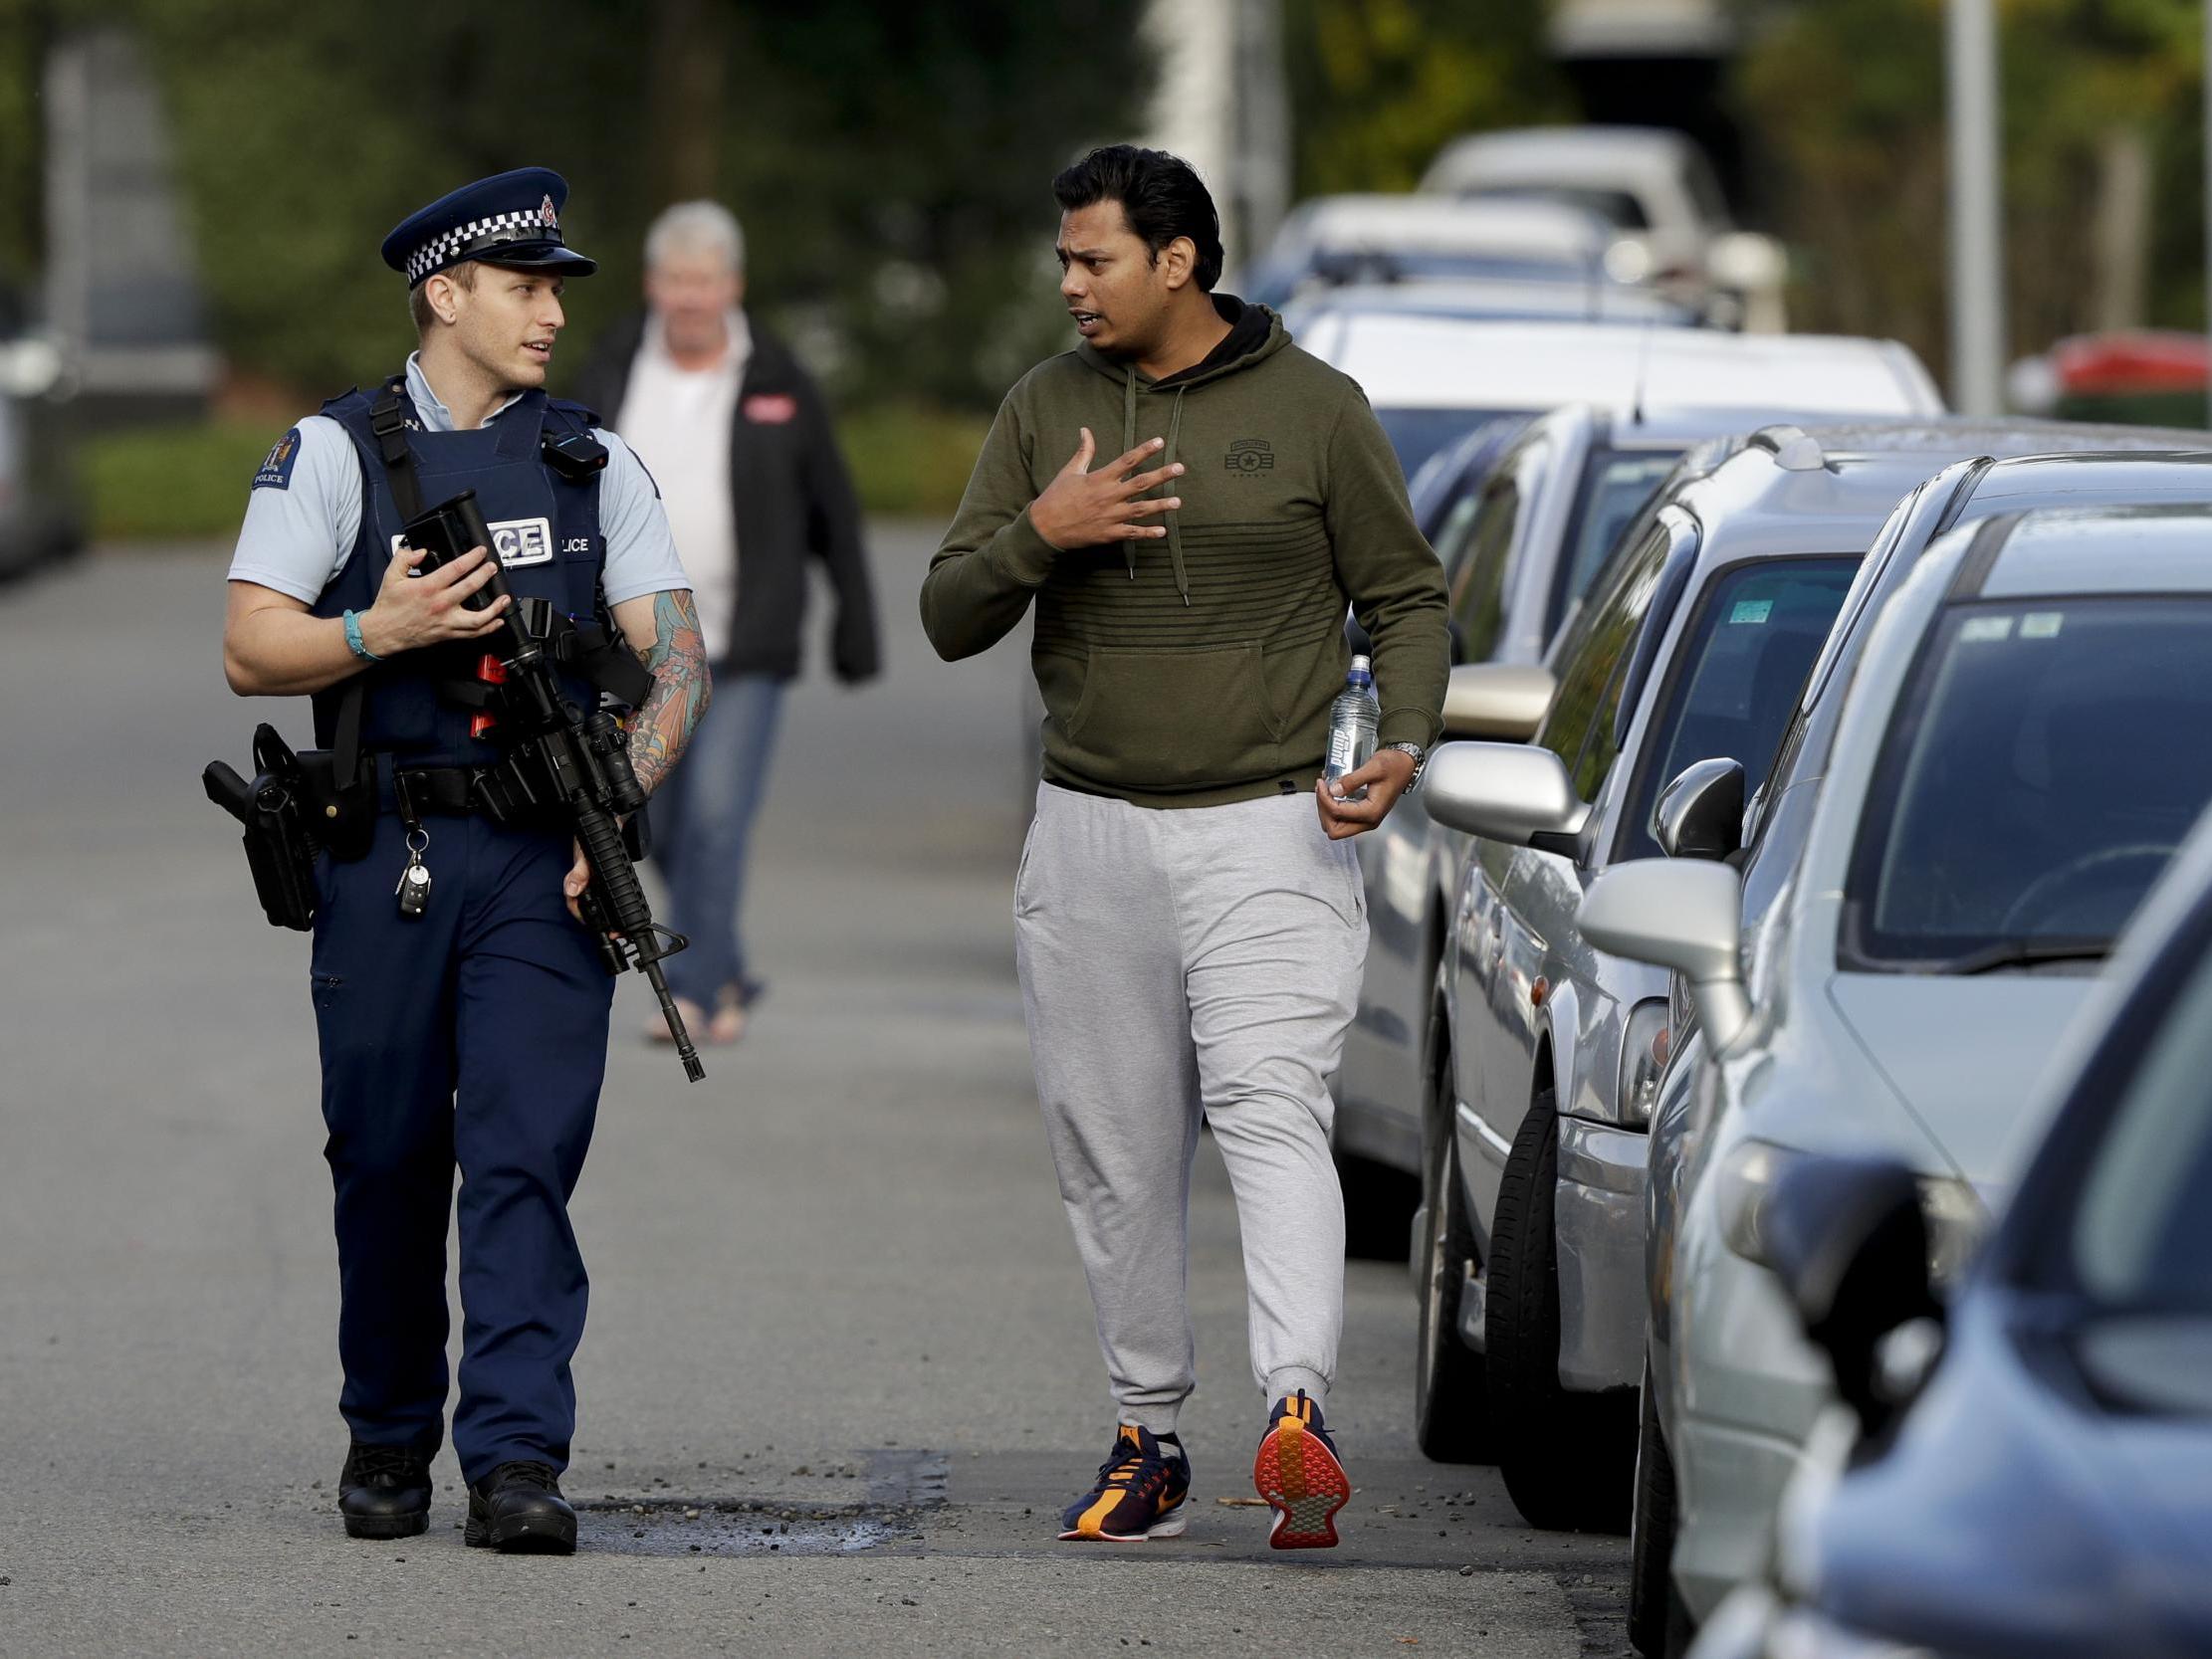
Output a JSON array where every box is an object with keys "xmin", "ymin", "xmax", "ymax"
[
  {"xmin": 2068, "ymin": 939, "xmax": 2212, "ymax": 1317},
  {"xmin": 1617, "ymin": 559, "xmax": 1860, "ymax": 861},
  {"xmin": 1843, "ymin": 598, "xmax": 2212, "ymax": 970},
  {"xmin": 1537, "ymin": 518, "xmax": 1670, "ymax": 803},
  {"xmin": 1549, "ymin": 447, "xmax": 1688, "ymax": 640},
  {"xmin": 1802, "ymin": 483, "xmax": 1929, "ymax": 717},
  {"xmin": 1449, "ymin": 449, "xmax": 1544, "ymax": 663},
  {"xmin": 1432, "ymin": 490, "xmax": 1485, "ymax": 583},
  {"xmin": 1468, "ymin": 182, "xmax": 1650, "ymax": 231},
  {"xmin": 1377, "ymin": 407, "xmax": 1519, "ymax": 482}
]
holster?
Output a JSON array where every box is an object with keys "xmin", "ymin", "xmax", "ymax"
[{"xmin": 201, "ymin": 725, "xmax": 326, "ymax": 931}]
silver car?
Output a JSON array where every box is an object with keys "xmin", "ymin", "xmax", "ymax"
[
  {"xmin": 1340, "ymin": 409, "xmax": 1895, "ymax": 1243},
  {"xmin": 1409, "ymin": 423, "xmax": 2073, "ymax": 1524},
  {"xmin": 1582, "ymin": 503, "xmax": 2212, "ymax": 1644}
]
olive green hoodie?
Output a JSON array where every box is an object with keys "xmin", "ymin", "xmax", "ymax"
[{"xmin": 922, "ymin": 298, "xmax": 1448, "ymax": 809}]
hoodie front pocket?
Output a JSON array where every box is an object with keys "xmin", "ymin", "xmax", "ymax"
[{"xmin": 1062, "ymin": 643, "xmax": 1286, "ymax": 788}]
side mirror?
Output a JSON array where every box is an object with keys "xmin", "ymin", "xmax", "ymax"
[
  {"xmin": 1423, "ymin": 740, "xmax": 1589, "ymax": 852},
  {"xmin": 1577, "ymin": 859, "xmax": 1749, "ymax": 1049},
  {"xmin": 1439, "ymin": 663, "xmax": 1554, "ymax": 742},
  {"xmin": 1763, "ymin": 1154, "xmax": 1941, "ymax": 1439},
  {"xmin": 1655, "ymin": 757, "xmax": 1744, "ymax": 862}
]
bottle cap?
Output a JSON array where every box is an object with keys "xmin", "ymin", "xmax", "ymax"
[{"xmin": 1350, "ymin": 654, "xmax": 1372, "ymax": 674}]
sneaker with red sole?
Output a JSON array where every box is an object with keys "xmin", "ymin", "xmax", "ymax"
[
  {"xmin": 1252, "ymin": 1389, "xmax": 1349, "ymax": 1549},
  {"xmin": 1057, "ymin": 1423, "xmax": 1191, "ymax": 1542}
]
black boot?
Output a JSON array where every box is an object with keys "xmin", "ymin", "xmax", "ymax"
[
  {"xmin": 337, "ymin": 1443, "xmax": 432, "ymax": 1540},
  {"xmin": 465, "ymin": 1460, "xmax": 577, "ymax": 1555}
]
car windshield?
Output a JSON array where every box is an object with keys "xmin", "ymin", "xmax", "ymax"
[
  {"xmin": 1549, "ymin": 447, "xmax": 1686, "ymax": 639},
  {"xmin": 1621, "ymin": 558, "xmax": 1859, "ymax": 861},
  {"xmin": 1377, "ymin": 408, "xmax": 1523, "ymax": 481},
  {"xmin": 1468, "ymin": 182, "xmax": 1650, "ymax": 231},
  {"xmin": 1845, "ymin": 599, "xmax": 2212, "ymax": 970}
]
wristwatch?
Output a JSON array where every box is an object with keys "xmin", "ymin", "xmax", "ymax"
[{"xmin": 1384, "ymin": 740, "xmax": 1427, "ymax": 789}]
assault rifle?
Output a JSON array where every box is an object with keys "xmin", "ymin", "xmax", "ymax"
[{"xmin": 405, "ymin": 489, "xmax": 705, "ymax": 1081}]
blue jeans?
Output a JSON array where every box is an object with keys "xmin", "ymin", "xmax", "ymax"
[{"xmin": 652, "ymin": 670, "xmax": 785, "ymax": 1006}]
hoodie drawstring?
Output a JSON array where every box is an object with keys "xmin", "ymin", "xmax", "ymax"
[
  {"xmin": 1163, "ymin": 387, "xmax": 1190, "ymax": 606},
  {"xmin": 1121, "ymin": 367, "xmax": 1192, "ymax": 606},
  {"xmin": 1121, "ymin": 368, "xmax": 1140, "ymax": 580}
]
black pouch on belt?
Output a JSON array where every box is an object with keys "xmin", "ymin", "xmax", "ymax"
[{"xmin": 201, "ymin": 724, "xmax": 323, "ymax": 931}]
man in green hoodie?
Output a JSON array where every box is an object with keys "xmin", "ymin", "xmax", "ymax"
[{"xmin": 922, "ymin": 145, "xmax": 1448, "ymax": 1550}]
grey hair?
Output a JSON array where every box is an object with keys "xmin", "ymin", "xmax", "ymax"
[{"xmin": 644, "ymin": 200, "xmax": 746, "ymax": 274}]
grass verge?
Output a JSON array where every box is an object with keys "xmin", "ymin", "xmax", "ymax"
[{"xmin": 83, "ymin": 402, "xmax": 992, "ymax": 542}]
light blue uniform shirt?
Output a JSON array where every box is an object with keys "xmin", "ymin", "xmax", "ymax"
[{"xmin": 226, "ymin": 352, "xmax": 691, "ymax": 607}]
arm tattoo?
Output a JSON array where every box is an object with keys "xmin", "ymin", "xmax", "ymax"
[{"xmin": 627, "ymin": 588, "xmax": 710, "ymax": 796}]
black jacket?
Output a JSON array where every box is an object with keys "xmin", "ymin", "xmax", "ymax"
[{"xmin": 573, "ymin": 311, "xmax": 879, "ymax": 684}]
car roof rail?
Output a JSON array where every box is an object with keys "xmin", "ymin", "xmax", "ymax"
[{"xmin": 1749, "ymin": 424, "xmax": 1828, "ymax": 472}]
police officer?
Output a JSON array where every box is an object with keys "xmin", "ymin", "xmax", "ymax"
[{"xmin": 221, "ymin": 168, "xmax": 711, "ymax": 1554}]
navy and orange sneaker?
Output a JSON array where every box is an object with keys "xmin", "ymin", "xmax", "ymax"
[
  {"xmin": 1057, "ymin": 1424, "xmax": 1191, "ymax": 1542},
  {"xmin": 1252, "ymin": 1390, "xmax": 1350, "ymax": 1549}
]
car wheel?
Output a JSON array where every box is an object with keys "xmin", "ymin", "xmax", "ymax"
[
  {"xmin": 1339, "ymin": 1146, "xmax": 1419, "ymax": 1261},
  {"xmin": 1487, "ymin": 1085, "xmax": 1636, "ymax": 1532},
  {"xmin": 1414, "ymin": 1045, "xmax": 1491, "ymax": 1461},
  {"xmin": 1629, "ymin": 1354, "xmax": 1692, "ymax": 1656}
]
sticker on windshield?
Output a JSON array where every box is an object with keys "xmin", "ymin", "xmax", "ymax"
[
  {"xmin": 1959, "ymin": 615, "xmax": 2015, "ymax": 643},
  {"xmin": 1728, "ymin": 599, "xmax": 1773, "ymax": 625},
  {"xmin": 2021, "ymin": 611, "xmax": 2064, "ymax": 639}
]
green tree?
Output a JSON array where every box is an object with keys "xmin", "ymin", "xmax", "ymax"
[
  {"xmin": 13, "ymin": 0, "xmax": 1142, "ymax": 411},
  {"xmin": 1282, "ymin": 0, "xmax": 1566, "ymax": 196},
  {"xmin": 1737, "ymin": 0, "xmax": 2207, "ymax": 382}
]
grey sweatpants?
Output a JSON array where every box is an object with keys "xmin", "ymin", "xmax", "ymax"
[{"xmin": 1013, "ymin": 782, "xmax": 1369, "ymax": 1435}]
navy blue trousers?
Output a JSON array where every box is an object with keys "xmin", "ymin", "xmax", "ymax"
[{"xmin": 309, "ymin": 805, "xmax": 613, "ymax": 1485}]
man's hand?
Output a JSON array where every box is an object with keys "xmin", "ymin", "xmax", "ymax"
[
  {"xmin": 356, "ymin": 543, "xmax": 511, "ymax": 657},
  {"xmin": 1316, "ymin": 748, "xmax": 1419, "ymax": 841},
  {"xmin": 1029, "ymin": 429, "xmax": 1185, "ymax": 550},
  {"xmin": 564, "ymin": 839, "xmax": 590, "ymax": 924}
]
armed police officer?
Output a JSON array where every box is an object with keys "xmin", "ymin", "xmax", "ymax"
[{"xmin": 220, "ymin": 169, "xmax": 711, "ymax": 1554}]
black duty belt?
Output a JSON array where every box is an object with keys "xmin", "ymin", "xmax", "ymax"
[{"xmin": 386, "ymin": 765, "xmax": 486, "ymax": 823}]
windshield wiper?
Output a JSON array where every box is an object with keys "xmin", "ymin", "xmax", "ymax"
[{"xmin": 1943, "ymin": 936, "xmax": 2111, "ymax": 975}]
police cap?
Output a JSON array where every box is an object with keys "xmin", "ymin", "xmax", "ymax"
[{"xmin": 381, "ymin": 166, "xmax": 597, "ymax": 287}]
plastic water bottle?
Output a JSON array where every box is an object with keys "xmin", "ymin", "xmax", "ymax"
[{"xmin": 1324, "ymin": 654, "xmax": 1381, "ymax": 801}]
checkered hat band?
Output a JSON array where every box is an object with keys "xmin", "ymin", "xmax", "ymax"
[{"xmin": 405, "ymin": 210, "xmax": 565, "ymax": 284}]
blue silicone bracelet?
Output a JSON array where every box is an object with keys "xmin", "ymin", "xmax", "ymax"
[{"xmin": 342, "ymin": 608, "xmax": 382, "ymax": 662}]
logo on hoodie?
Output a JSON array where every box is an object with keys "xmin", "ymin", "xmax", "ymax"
[{"xmin": 1224, "ymin": 437, "xmax": 1275, "ymax": 475}]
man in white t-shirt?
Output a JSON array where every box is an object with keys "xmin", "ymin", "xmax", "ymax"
[{"xmin": 576, "ymin": 202, "xmax": 879, "ymax": 1045}]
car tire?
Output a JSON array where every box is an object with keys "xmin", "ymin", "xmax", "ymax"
[
  {"xmin": 1339, "ymin": 1147, "xmax": 1419, "ymax": 1261},
  {"xmin": 1487, "ymin": 1085, "xmax": 1636, "ymax": 1532},
  {"xmin": 1629, "ymin": 1354, "xmax": 1692, "ymax": 1656},
  {"xmin": 1414, "ymin": 1043, "xmax": 1491, "ymax": 1462}
]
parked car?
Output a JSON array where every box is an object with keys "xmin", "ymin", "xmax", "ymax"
[
  {"xmin": 1281, "ymin": 275, "xmax": 1699, "ymax": 337},
  {"xmin": 1242, "ymin": 194, "xmax": 1620, "ymax": 312},
  {"xmin": 1689, "ymin": 799, "xmax": 2212, "ymax": 1659},
  {"xmin": 1420, "ymin": 125, "xmax": 1787, "ymax": 327},
  {"xmin": 1582, "ymin": 502, "xmax": 2212, "ymax": 1649},
  {"xmin": 1628, "ymin": 435, "xmax": 2212, "ymax": 1655},
  {"xmin": 1339, "ymin": 413, "xmax": 1936, "ymax": 1245},
  {"xmin": 0, "ymin": 280, "xmax": 82, "ymax": 581},
  {"xmin": 1732, "ymin": 438, "xmax": 2212, "ymax": 939},
  {"xmin": 1294, "ymin": 314, "xmax": 1940, "ymax": 489},
  {"xmin": 1407, "ymin": 420, "xmax": 2067, "ymax": 1529}
]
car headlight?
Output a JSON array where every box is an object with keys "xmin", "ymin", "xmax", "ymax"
[
  {"xmin": 1715, "ymin": 1140, "xmax": 1986, "ymax": 1284},
  {"xmin": 1619, "ymin": 997, "xmax": 1670, "ymax": 1126}
]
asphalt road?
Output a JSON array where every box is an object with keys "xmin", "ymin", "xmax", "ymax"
[{"xmin": 0, "ymin": 526, "xmax": 1628, "ymax": 1657}]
